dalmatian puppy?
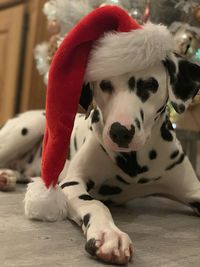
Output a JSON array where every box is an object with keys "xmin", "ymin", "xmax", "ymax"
[{"xmin": 1, "ymin": 54, "xmax": 200, "ymax": 265}]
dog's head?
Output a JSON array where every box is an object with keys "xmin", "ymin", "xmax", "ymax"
[{"xmin": 82, "ymin": 54, "xmax": 200, "ymax": 152}]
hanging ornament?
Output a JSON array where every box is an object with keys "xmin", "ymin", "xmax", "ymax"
[
  {"xmin": 129, "ymin": 0, "xmax": 150, "ymax": 24},
  {"xmin": 173, "ymin": 24, "xmax": 200, "ymax": 59},
  {"xmin": 129, "ymin": 6, "xmax": 143, "ymax": 24},
  {"xmin": 47, "ymin": 20, "xmax": 61, "ymax": 35},
  {"xmin": 142, "ymin": 0, "xmax": 151, "ymax": 23},
  {"xmin": 194, "ymin": 5, "xmax": 200, "ymax": 22}
]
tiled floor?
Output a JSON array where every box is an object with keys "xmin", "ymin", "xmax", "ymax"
[{"xmin": 1, "ymin": 184, "xmax": 200, "ymax": 267}]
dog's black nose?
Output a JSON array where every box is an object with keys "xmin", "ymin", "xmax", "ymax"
[{"xmin": 109, "ymin": 122, "xmax": 135, "ymax": 148}]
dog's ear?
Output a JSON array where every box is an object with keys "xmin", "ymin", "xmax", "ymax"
[
  {"xmin": 163, "ymin": 53, "xmax": 200, "ymax": 113},
  {"xmin": 79, "ymin": 82, "xmax": 94, "ymax": 117}
]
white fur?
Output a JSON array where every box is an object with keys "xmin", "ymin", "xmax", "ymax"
[
  {"xmin": 0, "ymin": 111, "xmax": 45, "ymax": 167},
  {"xmin": 24, "ymin": 179, "xmax": 68, "ymax": 221},
  {"xmin": 85, "ymin": 23, "xmax": 175, "ymax": 81}
]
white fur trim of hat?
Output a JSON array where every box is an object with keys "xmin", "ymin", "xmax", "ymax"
[{"xmin": 85, "ymin": 22, "xmax": 175, "ymax": 81}]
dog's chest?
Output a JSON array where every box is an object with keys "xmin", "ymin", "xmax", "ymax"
[{"xmin": 70, "ymin": 114, "xmax": 182, "ymax": 186}]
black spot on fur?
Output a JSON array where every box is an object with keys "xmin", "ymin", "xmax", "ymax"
[
  {"xmin": 100, "ymin": 145, "xmax": 107, "ymax": 154},
  {"xmin": 171, "ymin": 102, "xmax": 185, "ymax": 113},
  {"xmin": 99, "ymin": 185, "xmax": 122, "ymax": 196},
  {"xmin": 85, "ymin": 238, "xmax": 97, "ymax": 256},
  {"xmin": 86, "ymin": 179, "xmax": 95, "ymax": 192},
  {"xmin": 170, "ymin": 150, "xmax": 179, "ymax": 159},
  {"xmin": 154, "ymin": 104, "xmax": 167, "ymax": 121},
  {"xmin": 136, "ymin": 80, "xmax": 150, "ymax": 102},
  {"xmin": 82, "ymin": 137, "xmax": 86, "ymax": 144},
  {"xmin": 102, "ymin": 199, "xmax": 115, "ymax": 206},
  {"xmin": 160, "ymin": 119, "xmax": 173, "ymax": 141},
  {"xmin": 154, "ymin": 176, "xmax": 162, "ymax": 181},
  {"xmin": 128, "ymin": 76, "xmax": 135, "ymax": 91},
  {"xmin": 67, "ymin": 146, "xmax": 71, "ymax": 160},
  {"xmin": 149, "ymin": 149, "xmax": 157, "ymax": 160},
  {"xmin": 166, "ymin": 117, "xmax": 174, "ymax": 131},
  {"xmin": 138, "ymin": 176, "xmax": 161, "ymax": 184},
  {"xmin": 83, "ymin": 213, "xmax": 91, "ymax": 227},
  {"xmin": 166, "ymin": 153, "xmax": 185, "ymax": 170},
  {"xmin": 91, "ymin": 109, "xmax": 100, "ymax": 123},
  {"xmin": 156, "ymin": 104, "xmax": 165, "ymax": 114},
  {"xmin": 100, "ymin": 80, "xmax": 113, "ymax": 93},
  {"xmin": 42, "ymin": 112, "xmax": 46, "ymax": 116},
  {"xmin": 28, "ymin": 154, "xmax": 34, "ymax": 164},
  {"xmin": 116, "ymin": 175, "xmax": 130, "ymax": 185},
  {"xmin": 163, "ymin": 58, "xmax": 176, "ymax": 83},
  {"xmin": 135, "ymin": 118, "xmax": 141, "ymax": 130},
  {"xmin": 156, "ymin": 98, "xmax": 168, "ymax": 114},
  {"xmin": 163, "ymin": 58, "xmax": 200, "ymax": 113},
  {"xmin": 138, "ymin": 178, "xmax": 150, "ymax": 184},
  {"xmin": 21, "ymin": 128, "xmax": 28, "ymax": 136},
  {"xmin": 79, "ymin": 194, "xmax": 93, "ymax": 201},
  {"xmin": 160, "ymin": 106, "xmax": 167, "ymax": 116},
  {"xmin": 140, "ymin": 109, "xmax": 144, "ymax": 122},
  {"xmin": 60, "ymin": 181, "xmax": 79, "ymax": 189},
  {"xmin": 80, "ymin": 83, "xmax": 93, "ymax": 111},
  {"xmin": 116, "ymin": 151, "xmax": 148, "ymax": 177},
  {"xmin": 136, "ymin": 77, "xmax": 159, "ymax": 102},
  {"xmin": 190, "ymin": 202, "xmax": 200, "ymax": 214},
  {"xmin": 74, "ymin": 135, "xmax": 77, "ymax": 151}
]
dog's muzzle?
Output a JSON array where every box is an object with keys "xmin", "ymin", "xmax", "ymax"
[{"xmin": 109, "ymin": 122, "xmax": 135, "ymax": 148}]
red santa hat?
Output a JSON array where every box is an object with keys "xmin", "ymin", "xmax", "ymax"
[{"xmin": 25, "ymin": 5, "xmax": 174, "ymax": 221}]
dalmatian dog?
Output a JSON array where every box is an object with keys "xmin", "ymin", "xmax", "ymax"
[{"xmin": 1, "ymin": 53, "xmax": 200, "ymax": 265}]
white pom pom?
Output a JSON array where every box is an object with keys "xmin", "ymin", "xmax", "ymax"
[{"xmin": 24, "ymin": 179, "xmax": 68, "ymax": 222}]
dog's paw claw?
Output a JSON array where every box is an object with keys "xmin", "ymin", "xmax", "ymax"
[
  {"xmin": 85, "ymin": 238, "xmax": 101, "ymax": 256},
  {"xmin": 85, "ymin": 238, "xmax": 97, "ymax": 256}
]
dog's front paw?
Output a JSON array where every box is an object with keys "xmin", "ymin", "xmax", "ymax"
[
  {"xmin": 85, "ymin": 225, "xmax": 134, "ymax": 265},
  {"xmin": 0, "ymin": 169, "xmax": 17, "ymax": 191}
]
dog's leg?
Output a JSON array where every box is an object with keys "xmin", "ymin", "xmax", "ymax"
[
  {"xmin": 0, "ymin": 111, "xmax": 44, "ymax": 191},
  {"xmin": 0, "ymin": 110, "xmax": 45, "ymax": 167},
  {"xmin": 60, "ymin": 176, "xmax": 133, "ymax": 265},
  {"xmin": 0, "ymin": 169, "xmax": 32, "ymax": 191},
  {"xmin": 161, "ymin": 155, "xmax": 200, "ymax": 216}
]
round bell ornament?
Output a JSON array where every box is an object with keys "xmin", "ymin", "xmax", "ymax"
[{"xmin": 173, "ymin": 25, "xmax": 199, "ymax": 58}]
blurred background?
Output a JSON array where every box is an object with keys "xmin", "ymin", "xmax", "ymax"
[{"xmin": 0, "ymin": 0, "xmax": 200, "ymax": 173}]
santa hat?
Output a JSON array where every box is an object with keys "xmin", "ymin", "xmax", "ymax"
[{"xmin": 24, "ymin": 5, "xmax": 174, "ymax": 221}]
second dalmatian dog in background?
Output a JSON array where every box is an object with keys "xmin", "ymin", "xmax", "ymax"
[{"xmin": 1, "ymin": 6, "xmax": 200, "ymax": 266}]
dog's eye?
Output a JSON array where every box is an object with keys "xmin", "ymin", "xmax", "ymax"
[
  {"xmin": 99, "ymin": 80, "xmax": 113, "ymax": 93},
  {"xmin": 142, "ymin": 77, "xmax": 159, "ymax": 93}
]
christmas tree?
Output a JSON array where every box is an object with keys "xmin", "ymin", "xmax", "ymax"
[{"xmin": 35, "ymin": 0, "xmax": 200, "ymax": 87}]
